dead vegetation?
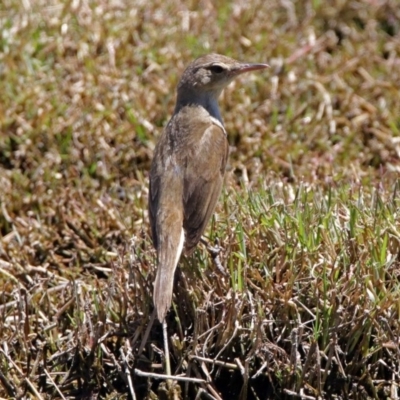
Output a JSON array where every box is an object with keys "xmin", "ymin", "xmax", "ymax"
[{"xmin": 1, "ymin": 0, "xmax": 400, "ymax": 399}]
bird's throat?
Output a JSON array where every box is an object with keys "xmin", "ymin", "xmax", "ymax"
[{"xmin": 175, "ymin": 89, "xmax": 224, "ymax": 126}]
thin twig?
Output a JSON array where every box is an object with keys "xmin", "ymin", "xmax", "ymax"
[
  {"xmin": 283, "ymin": 389, "xmax": 316, "ymax": 399},
  {"xmin": 137, "ymin": 310, "xmax": 156, "ymax": 357},
  {"xmin": 0, "ymin": 367, "xmax": 16, "ymax": 398},
  {"xmin": 1, "ymin": 349, "xmax": 44, "ymax": 400},
  {"xmin": 299, "ymin": 340, "xmax": 317, "ymax": 389},
  {"xmin": 194, "ymin": 387, "xmax": 219, "ymax": 400},
  {"xmin": 134, "ymin": 369, "xmax": 205, "ymax": 383},
  {"xmin": 191, "ymin": 362, "xmax": 223, "ymax": 400},
  {"xmin": 120, "ymin": 343, "xmax": 137, "ymax": 400},
  {"xmin": 43, "ymin": 369, "xmax": 67, "ymax": 400},
  {"xmin": 189, "ymin": 355, "xmax": 238, "ymax": 370}
]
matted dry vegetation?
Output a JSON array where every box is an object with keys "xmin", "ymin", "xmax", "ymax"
[{"xmin": 1, "ymin": 0, "xmax": 400, "ymax": 399}]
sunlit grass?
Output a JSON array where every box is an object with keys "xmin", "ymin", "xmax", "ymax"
[{"xmin": 1, "ymin": 0, "xmax": 400, "ymax": 398}]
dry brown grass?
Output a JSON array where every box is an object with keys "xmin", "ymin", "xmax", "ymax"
[{"xmin": 1, "ymin": 0, "xmax": 400, "ymax": 399}]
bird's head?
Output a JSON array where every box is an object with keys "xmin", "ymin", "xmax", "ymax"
[{"xmin": 178, "ymin": 53, "xmax": 269, "ymax": 95}]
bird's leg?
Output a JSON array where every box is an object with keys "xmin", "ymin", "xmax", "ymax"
[
  {"xmin": 200, "ymin": 237, "xmax": 227, "ymax": 276},
  {"xmin": 162, "ymin": 318, "xmax": 173, "ymax": 387},
  {"xmin": 137, "ymin": 312, "xmax": 173, "ymax": 390}
]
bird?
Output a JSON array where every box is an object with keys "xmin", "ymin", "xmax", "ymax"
[{"xmin": 149, "ymin": 53, "xmax": 268, "ymax": 322}]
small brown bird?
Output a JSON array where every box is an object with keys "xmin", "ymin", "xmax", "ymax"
[{"xmin": 149, "ymin": 54, "xmax": 268, "ymax": 321}]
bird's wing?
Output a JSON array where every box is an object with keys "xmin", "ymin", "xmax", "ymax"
[
  {"xmin": 148, "ymin": 125, "xmax": 184, "ymax": 250},
  {"xmin": 148, "ymin": 138, "xmax": 164, "ymax": 250},
  {"xmin": 148, "ymin": 124, "xmax": 187, "ymax": 321},
  {"xmin": 182, "ymin": 120, "xmax": 229, "ymax": 252}
]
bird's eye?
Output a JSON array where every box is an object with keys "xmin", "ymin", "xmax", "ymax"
[{"xmin": 208, "ymin": 65, "xmax": 225, "ymax": 73}]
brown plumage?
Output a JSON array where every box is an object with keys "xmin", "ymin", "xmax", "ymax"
[{"xmin": 149, "ymin": 54, "xmax": 268, "ymax": 321}]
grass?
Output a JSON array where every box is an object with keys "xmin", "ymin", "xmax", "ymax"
[{"xmin": 1, "ymin": 0, "xmax": 400, "ymax": 399}]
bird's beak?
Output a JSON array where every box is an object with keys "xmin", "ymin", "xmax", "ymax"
[{"xmin": 231, "ymin": 62, "xmax": 270, "ymax": 75}]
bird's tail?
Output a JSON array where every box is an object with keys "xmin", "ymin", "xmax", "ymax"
[{"xmin": 153, "ymin": 224, "xmax": 185, "ymax": 322}]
